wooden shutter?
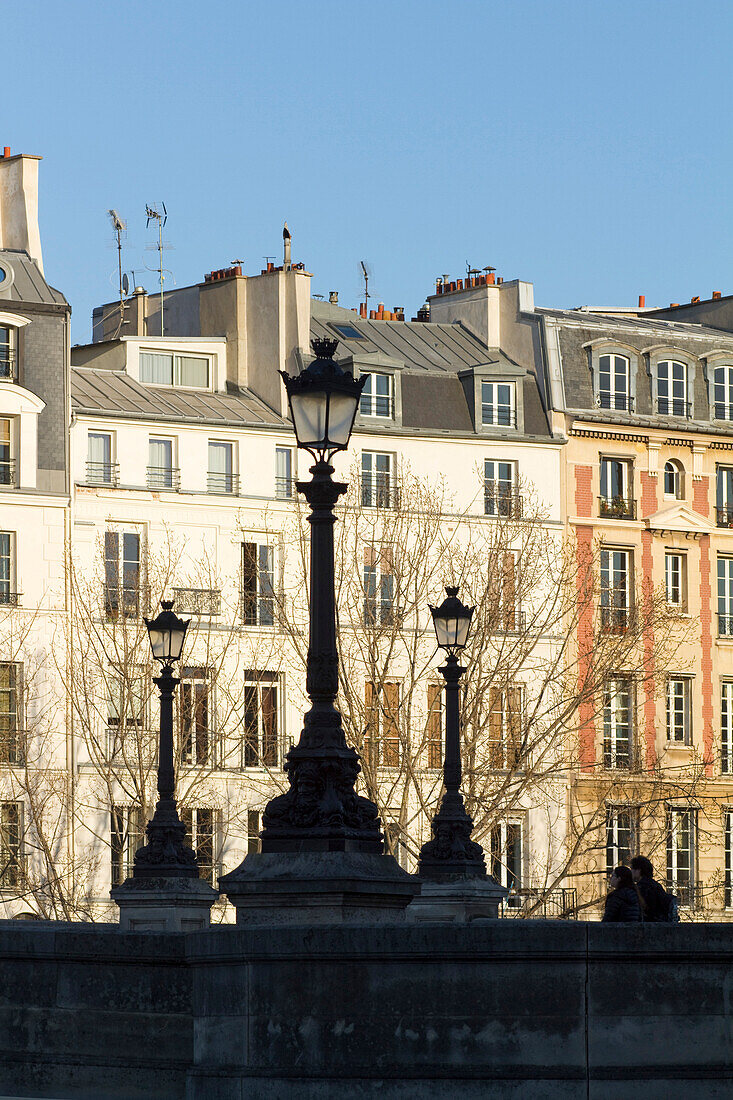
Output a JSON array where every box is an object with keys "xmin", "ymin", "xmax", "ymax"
[
  {"xmin": 502, "ymin": 553, "xmax": 516, "ymax": 631},
  {"xmin": 242, "ymin": 543, "xmax": 257, "ymax": 624},
  {"xmin": 382, "ymin": 682, "xmax": 400, "ymax": 767},
  {"xmin": 364, "ymin": 682, "xmax": 378, "ymax": 765},
  {"xmin": 427, "ymin": 683, "xmax": 443, "ymax": 769},
  {"xmin": 261, "ymin": 685, "xmax": 278, "ymax": 766}
]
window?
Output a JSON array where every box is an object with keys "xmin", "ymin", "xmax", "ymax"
[
  {"xmin": 110, "ymin": 804, "xmax": 144, "ymax": 887},
  {"xmin": 104, "ymin": 531, "xmax": 142, "ymax": 619},
  {"xmin": 0, "ymin": 664, "xmax": 21, "ymax": 766},
  {"xmin": 598, "ymin": 354, "xmax": 632, "ymax": 411},
  {"xmin": 275, "ymin": 447, "xmax": 295, "ymax": 499},
  {"xmin": 489, "ymin": 552, "xmax": 521, "ymax": 632},
  {"xmin": 663, "ymin": 460, "xmax": 684, "ymax": 500},
  {"xmin": 332, "ymin": 323, "xmax": 364, "ymax": 341},
  {"xmin": 87, "ymin": 432, "xmax": 116, "ymax": 486},
  {"xmin": 717, "ymin": 466, "xmax": 733, "ymax": 527},
  {"xmin": 606, "ymin": 806, "xmax": 637, "ymax": 875},
  {"xmin": 603, "ymin": 678, "xmax": 633, "ymax": 770},
  {"xmin": 0, "ymin": 801, "xmax": 22, "ymax": 888},
  {"xmin": 656, "ymin": 360, "xmax": 689, "ymax": 417},
  {"xmin": 106, "ymin": 666, "xmax": 146, "ymax": 759},
  {"xmin": 208, "ymin": 441, "xmax": 237, "ymax": 494},
  {"xmin": 360, "ymin": 372, "xmax": 394, "ymax": 418},
  {"xmin": 426, "ymin": 683, "xmax": 443, "ymax": 769},
  {"xmin": 364, "ymin": 681, "xmax": 400, "ymax": 768},
  {"xmin": 0, "ymin": 532, "xmax": 16, "ymax": 606},
  {"xmin": 0, "ymin": 419, "xmax": 13, "ymax": 486},
  {"xmin": 243, "ymin": 672, "xmax": 279, "ymax": 768},
  {"xmin": 666, "ymin": 677, "xmax": 692, "ymax": 745},
  {"xmin": 361, "ymin": 452, "xmax": 396, "ymax": 508},
  {"xmin": 181, "ymin": 807, "xmax": 219, "ymax": 886},
  {"xmin": 718, "ymin": 557, "xmax": 733, "ymax": 637},
  {"xmin": 722, "ymin": 683, "xmax": 733, "ymax": 775},
  {"xmin": 484, "ymin": 460, "xmax": 520, "ymax": 517},
  {"xmin": 725, "ymin": 810, "xmax": 733, "ymax": 909},
  {"xmin": 241, "ymin": 542, "xmax": 275, "ymax": 626},
  {"xmin": 600, "ymin": 549, "xmax": 632, "ymax": 632},
  {"xmin": 665, "ymin": 551, "xmax": 686, "ymax": 611},
  {"xmin": 599, "ymin": 457, "xmax": 635, "ymax": 518},
  {"xmin": 384, "ymin": 822, "xmax": 410, "ymax": 870},
  {"xmin": 481, "ymin": 381, "xmax": 516, "ymax": 427},
  {"xmin": 247, "ymin": 809, "xmax": 262, "ymax": 854},
  {"xmin": 714, "ymin": 365, "xmax": 733, "ymax": 420},
  {"xmin": 667, "ymin": 807, "xmax": 696, "ymax": 907},
  {"xmin": 0, "ymin": 325, "xmax": 15, "ymax": 381},
  {"xmin": 147, "ymin": 437, "xmax": 178, "ymax": 490},
  {"xmin": 490, "ymin": 822, "xmax": 523, "ymax": 906},
  {"xmin": 363, "ymin": 546, "xmax": 396, "ymax": 628},
  {"xmin": 179, "ymin": 667, "xmax": 212, "ymax": 766},
  {"xmin": 488, "ymin": 686, "xmax": 523, "ymax": 769},
  {"xmin": 139, "ymin": 351, "xmax": 210, "ymax": 389}
]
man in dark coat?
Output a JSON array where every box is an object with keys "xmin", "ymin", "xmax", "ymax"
[
  {"xmin": 602, "ymin": 865, "xmax": 642, "ymax": 922},
  {"xmin": 631, "ymin": 856, "xmax": 669, "ymax": 922}
]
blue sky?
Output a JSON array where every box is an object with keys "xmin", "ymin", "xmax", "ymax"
[{"xmin": 7, "ymin": 1, "xmax": 733, "ymax": 341}]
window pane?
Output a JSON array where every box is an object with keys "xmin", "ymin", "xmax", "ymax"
[
  {"xmin": 140, "ymin": 352, "xmax": 173, "ymax": 384},
  {"xmin": 178, "ymin": 356, "xmax": 209, "ymax": 388}
]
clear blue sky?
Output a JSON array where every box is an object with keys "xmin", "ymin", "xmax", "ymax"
[{"xmin": 7, "ymin": 1, "xmax": 733, "ymax": 342}]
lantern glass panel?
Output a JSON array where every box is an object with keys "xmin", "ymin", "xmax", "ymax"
[
  {"xmin": 327, "ymin": 392, "xmax": 359, "ymax": 447},
  {"xmin": 147, "ymin": 625, "xmax": 186, "ymax": 662},
  {"xmin": 291, "ymin": 391, "xmax": 328, "ymax": 448}
]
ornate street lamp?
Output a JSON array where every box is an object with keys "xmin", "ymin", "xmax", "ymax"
[
  {"xmin": 418, "ymin": 586, "xmax": 486, "ymax": 878},
  {"xmin": 131, "ymin": 599, "xmax": 199, "ymax": 878},
  {"xmin": 258, "ymin": 336, "xmax": 382, "ymax": 852}
]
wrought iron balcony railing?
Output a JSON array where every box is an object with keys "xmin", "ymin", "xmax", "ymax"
[
  {"xmin": 716, "ymin": 507, "xmax": 733, "ymax": 528},
  {"xmin": 502, "ymin": 888, "xmax": 578, "ymax": 919},
  {"xmin": 104, "ymin": 584, "xmax": 149, "ymax": 620},
  {"xmin": 146, "ymin": 466, "xmax": 180, "ymax": 490},
  {"xmin": 599, "ymin": 495, "xmax": 637, "ymax": 520},
  {"xmin": 172, "ymin": 587, "xmax": 222, "ymax": 616},
  {"xmin": 596, "ymin": 393, "xmax": 634, "ymax": 412},
  {"xmin": 603, "ymin": 741, "xmax": 644, "ymax": 772},
  {"xmin": 600, "ymin": 606, "xmax": 635, "ymax": 634},
  {"xmin": 481, "ymin": 408, "xmax": 517, "ymax": 428},
  {"xmin": 718, "ymin": 612, "xmax": 733, "ymax": 638},
  {"xmin": 86, "ymin": 461, "xmax": 120, "ymax": 487},
  {"xmin": 0, "ymin": 730, "xmax": 25, "ymax": 766},
  {"xmin": 0, "ymin": 350, "xmax": 17, "ymax": 380},
  {"xmin": 207, "ymin": 472, "xmax": 239, "ymax": 495},
  {"xmin": 0, "ymin": 591, "xmax": 20, "ymax": 608},
  {"xmin": 275, "ymin": 476, "xmax": 296, "ymax": 500},
  {"xmin": 656, "ymin": 398, "xmax": 691, "ymax": 418},
  {"xmin": 484, "ymin": 483, "xmax": 523, "ymax": 518},
  {"xmin": 0, "ymin": 459, "xmax": 16, "ymax": 488},
  {"xmin": 666, "ymin": 880, "xmax": 699, "ymax": 910},
  {"xmin": 361, "ymin": 474, "xmax": 399, "ymax": 509}
]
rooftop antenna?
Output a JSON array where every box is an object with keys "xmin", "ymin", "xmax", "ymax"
[
  {"xmin": 145, "ymin": 202, "xmax": 169, "ymax": 336},
  {"xmin": 107, "ymin": 209, "xmax": 127, "ymax": 338},
  {"xmin": 360, "ymin": 260, "xmax": 371, "ymax": 313}
]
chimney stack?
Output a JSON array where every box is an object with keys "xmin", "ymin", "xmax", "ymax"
[
  {"xmin": 0, "ymin": 151, "xmax": 43, "ymax": 273},
  {"xmin": 283, "ymin": 222, "xmax": 292, "ymax": 270},
  {"xmin": 329, "ymin": 290, "xmax": 338, "ymax": 305},
  {"xmin": 638, "ymin": 295, "xmax": 645, "ymax": 308}
]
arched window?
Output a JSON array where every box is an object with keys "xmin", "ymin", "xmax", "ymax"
[
  {"xmin": 664, "ymin": 460, "xmax": 684, "ymax": 500},
  {"xmin": 598, "ymin": 354, "xmax": 631, "ymax": 411},
  {"xmin": 714, "ymin": 366, "xmax": 733, "ymax": 420},
  {"xmin": 0, "ymin": 325, "xmax": 16, "ymax": 382},
  {"xmin": 657, "ymin": 360, "xmax": 688, "ymax": 417}
]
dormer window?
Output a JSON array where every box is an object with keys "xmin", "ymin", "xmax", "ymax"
[
  {"xmin": 598, "ymin": 354, "xmax": 632, "ymax": 411},
  {"xmin": 657, "ymin": 360, "xmax": 689, "ymax": 417},
  {"xmin": 360, "ymin": 372, "xmax": 394, "ymax": 418},
  {"xmin": 714, "ymin": 365, "xmax": 733, "ymax": 420},
  {"xmin": 0, "ymin": 326, "xmax": 15, "ymax": 382},
  {"xmin": 481, "ymin": 381, "xmax": 516, "ymax": 427},
  {"xmin": 139, "ymin": 350, "xmax": 210, "ymax": 389}
]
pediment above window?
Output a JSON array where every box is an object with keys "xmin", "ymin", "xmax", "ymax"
[
  {"xmin": 0, "ymin": 383, "xmax": 44, "ymax": 416},
  {"xmin": 644, "ymin": 503, "xmax": 714, "ymax": 537}
]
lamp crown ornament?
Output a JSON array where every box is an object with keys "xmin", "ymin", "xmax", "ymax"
[{"xmin": 310, "ymin": 335, "xmax": 339, "ymax": 359}]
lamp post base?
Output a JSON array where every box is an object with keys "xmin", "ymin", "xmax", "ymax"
[
  {"xmin": 407, "ymin": 876, "xmax": 507, "ymax": 923},
  {"xmin": 111, "ymin": 876, "xmax": 219, "ymax": 933},
  {"xmin": 220, "ymin": 851, "xmax": 419, "ymax": 926}
]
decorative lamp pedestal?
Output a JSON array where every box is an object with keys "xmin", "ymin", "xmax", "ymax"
[
  {"xmin": 111, "ymin": 876, "xmax": 219, "ymax": 933},
  {"xmin": 220, "ymin": 852, "xmax": 418, "ymax": 926},
  {"xmin": 407, "ymin": 876, "xmax": 506, "ymax": 923}
]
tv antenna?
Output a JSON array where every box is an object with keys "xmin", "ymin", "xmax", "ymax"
[
  {"xmin": 107, "ymin": 209, "xmax": 127, "ymax": 338},
  {"xmin": 360, "ymin": 260, "xmax": 371, "ymax": 313},
  {"xmin": 145, "ymin": 202, "xmax": 170, "ymax": 336}
]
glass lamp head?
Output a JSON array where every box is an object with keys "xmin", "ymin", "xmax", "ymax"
[
  {"xmin": 430, "ymin": 586, "xmax": 474, "ymax": 656},
  {"xmin": 280, "ymin": 337, "xmax": 365, "ymax": 462},
  {"xmin": 144, "ymin": 600, "xmax": 190, "ymax": 664}
]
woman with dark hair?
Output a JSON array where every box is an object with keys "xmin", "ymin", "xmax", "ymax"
[{"xmin": 602, "ymin": 865, "xmax": 642, "ymax": 923}]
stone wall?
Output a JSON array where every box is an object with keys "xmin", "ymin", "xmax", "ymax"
[{"xmin": 0, "ymin": 919, "xmax": 731, "ymax": 1098}]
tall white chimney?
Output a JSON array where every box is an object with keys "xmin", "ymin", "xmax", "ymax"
[{"xmin": 0, "ymin": 152, "xmax": 44, "ymax": 274}]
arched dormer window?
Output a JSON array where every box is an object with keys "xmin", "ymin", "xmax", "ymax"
[
  {"xmin": 664, "ymin": 460, "xmax": 685, "ymax": 500},
  {"xmin": 0, "ymin": 312, "xmax": 30, "ymax": 385},
  {"xmin": 657, "ymin": 360, "xmax": 689, "ymax": 418},
  {"xmin": 598, "ymin": 354, "xmax": 631, "ymax": 411},
  {"xmin": 714, "ymin": 365, "xmax": 733, "ymax": 420}
]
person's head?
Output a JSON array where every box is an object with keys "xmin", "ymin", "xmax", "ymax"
[
  {"xmin": 630, "ymin": 856, "xmax": 653, "ymax": 883},
  {"xmin": 610, "ymin": 865, "xmax": 633, "ymax": 891}
]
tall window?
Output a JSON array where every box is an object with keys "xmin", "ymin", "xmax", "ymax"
[
  {"xmin": 104, "ymin": 531, "xmax": 141, "ymax": 619},
  {"xmin": 275, "ymin": 447, "xmax": 294, "ymax": 499},
  {"xmin": 490, "ymin": 552, "xmax": 520, "ymax": 632},
  {"xmin": 181, "ymin": 807, "xmax": 219, "ymax": 886},
  {"xmin": 140, "ymin": 351, "xmax": 209, "ymax": 389},
  {"xmin": 207, "ymin": 441, "xmax": 236, "ymax": 494},
  {"xmin": 147, "ymin": 437, "xmax": 177, "ymax": 490},
  {"xmin": 384, "ymin": 822, "xmax": 410, "ymax": 870},
  {"xmin": 0, "ymin": 801, "xmax": 22, "ymax": 888},
  {"xmin": 663, "ymin": 460, "xmax": 684, "ymax": 499},
  {"xmin": 490, "ymin": 822, "xmax": 523, "ymax": 905},
  {"xmin": 106, "ymin": 666, "xmax": 146, "ymax": 759},
  {"xmin": 363, "ymin": 546, "xmax": 395, "ymax": 628},
  {"xmin": 110, "ymin": 805, "xmax": 144, "ymax": 887},
  {"xmin": 0, "ymin": 532, "xmax": 14, "ymax": 605},
  {"xmin": 600, "ymin": 548, "xmax": 632, "ymax": 632},
  {"xmin": 484, "ymin": 460, "xmax": 519, "ymax": 517},
  {"xmin": 725, "ymin": 810, "xmax": 733, "ymax": 909},
  {"xmin": 241, "ymin": 542, "xmax": 275, "ymax": 626},
  {"xmin": 0, "ymin": 419, "xmax": 13, "ymax": 486},
  {"xmin": 719, "ymin": 557, "xmax": 733, "ymax": 637},
  {"xmin": 0, "ymin": 325, "xmax": 15, "ymax": 380},
  {"xmin": 481, "ymin": 381, "xmax": 516, "ymax": 427},
  {"xmin": 656, "ymin": 360, "xmax": 688, "ymax": 416},
  {"xmin": 360, "ymin": 372, "xmax": 393, "ymax": 418},
  {"xmin": 247, "ymin": 809, "xmax": 262, "ymax": 854},
  {"xmin": 666, "ymin": 677, "xmax": 692, "ymax": 745},
  {"xmin": 722, "ymin": 683, "xmax": 733, "ymax": 776},
  {"xmin": 488, "ymin": 686, "xmax": 523, "ymax": 769},
  {"xmin": 361, "ymin": 452, "xmax": 395, "ymax": 508},
  {"xmin": 87, "ymin": 432, "xmax": 115, "ymax": 486},
  {"xmin": 606, "ymin": 806, "xmax": 637, "ymax": 875},
  {"xmin": 603, "ymin": 678, "xmax": 633, "ymax": 770},
  {"xmin": 714, "ymin": 365, "xmax": 733, "ymax": 420},
  {"xmin": 364, "ymin": 681, "xmax": 400, "ymax": 768},
  {"xmin": 243, "ymin": 672, "xmax": 279, "ymax": 768},
  {"xmin": 179, "ymin": 667, "xmax": 212, "ymax": 766},
  {"xmin": 426, "ymin": 683, "xmax": 443, "ymax": 770},
  {"xmin": 717, "ymin": 466, "xmax": 733, "ymax": 527},
  {"xmin": 667, "ymin": 808, "xmax": 696, "ymax": 906},
  {"xmin": 665, "ymin": 552, "xmax": 686, "ymax": 611},
  {"xmin": 0, "ymin": 664, "xmax": 21, "ymax": 766},
  {"xmin": 599, "ymin": 457, "xmax": 634, "ymax": 518},
  {"xmin": 598, "ymin": 354, "xmax": 631, "ymax": 411}
]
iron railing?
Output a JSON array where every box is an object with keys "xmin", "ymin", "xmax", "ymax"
[
  {"xmin": 86, "ymin": 461, "xmax": 119, "ymax": 487},
  {"xmin": 599, "ymin": 495, "xmax": 637, "ymax": 520},
  {"xmin": 0, "ymin": 350, "xmax": 17, "ymax": 380},
  {"xmin": 502, "ymin": 888, "xmax": 578, "ymax": 919},
  {"xmin": 481, "ymin": 408, "xmax": 517, "ymax": 428},
  {"xmin": 207, "ymin": 472, "xmax": 239, "ymax": 495},
  {"xmin": 0, "ymin": 591, "xmax": 20, "ymax": 608},
  {"xmin": 275, "ymin": 476, "xmax": 296, "ymax": 500},
  {"xmin": 718, "ymin": 613, "xmax": 733, "ymax": 638},
  {"xmin": 104, "ymin": 584, "xmax": 149, "ymax": 620},
  {"xmin": 361, "ymin": 474, "xmax": 399, "ymax": 509},
  {"xmin": 0, "ymin": 459, "xmax": 16, "ymax": 488},
  {"xmin": 146, "ymin": 466, "xmax": 180, "ymax": 490},
  {"xmin": 484, "ymin": 483, "xmax": 523, "ymax": 518},
  {"xmin": 596, "ymin": 393, "xmax": 634, "ymax": 412},
  {"xmin": 716, "ymin": 507, "xmax": 733, "ymax": 528},
  {"xmin": 666, "ymin": 880, "xmax": 699, "ymax": 910},
  {"xmin": 656, "ymin": 398, "xmax": 691, "ymax": 418},
  {"xmin": 172, "ymin": 587, "xmax": 221, "ymax": 616},
  {"xmin": 0, "ymin": 729, "xmax": 25, "ymax": 766}
]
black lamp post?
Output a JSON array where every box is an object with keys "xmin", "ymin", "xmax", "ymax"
[
  {"xmin": 260, "ymin": 337, "xmax": 382, "ymax": 852},
  {"xmin": 132, "ymin": 599, "xmax": 199, "ymax": 878},
  {"xmin": 418, "ymin": 586, "xmax": 486, "ymax": 878}
]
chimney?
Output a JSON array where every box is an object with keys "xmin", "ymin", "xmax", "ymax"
[
  {"xmin": 359, "ymin": 302, "xmax": 367, "ymax": 318},
  {"xmin": 713, "ymin": 291, "xmax": 722, "ymax": 300},
  {"xmin": 691, "ymin": 296, "xmax": 700, "ymax": 304},
  {"xmin": 329, "ymin": 290, "xmax": 338, "ymax": 304},
  {"xmin": 0, "ymin": 151, "xmax": 43, "ymax": 273},
  {"xmin": 283, "ymin": 223, "xmax": 291, "ymax": 270},
  {"xmin": 638, "ymin": 295, "xmax": 645, "ymax": 308}
]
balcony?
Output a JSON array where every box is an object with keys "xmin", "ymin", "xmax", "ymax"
[
  {"xmin": 86, "ymin": 461, "xmax": 119, "ymax": 487},
  {"xmin": 275, "ymin": 476, "xmax": 296, "ymax": 500},
  {"xmin": 207, "ymin": 472, "xmax": 239, "ymax": 495},
  {"xmin": 104, "ymin": 584, "xmax": 149, "ymax": 621},
  {"xmin": 502, "ymin": 888, "xmax": 578, "ymax": 919},
  {"xmin": 172, "ymin": 587, "xmax": 221, "ymax": 616},
  {"xmin": 714, "ymin": 404, "xmax": 733, "ymax": 421},
  {"xmin": 596, "ymin": 393, "xmax": 634, "ymax": 412},
  {"xmin": 656, "ymin": 397, "xmax": 691, "ymax": 418},
  {"xmin": 667, "ymin": 880, "xmax": 699, "ymax": 910},
  {"xmin": 603, "ymin": 742, "xmax": 644, "ymax": 772},
  {"xmin": 718, "ymin": 613, "xmax": 733, "ymax": 638},
  {"xmin": 0, "ymin": 350, "xmax": 16, "ymax": 380},
  {"xmin": 361, "ymin": 475, "xmax": 399, "ymax": 510},
  {"xmin": 0, "ymin": 729, "xmax": 25, "ymax": 766},
  {"xmin": 484, "ymin": 483, "xmax": 523, "ymax": 518},
  {"xmin": 716, "ymin": 507, "xmax": 733, "ymax": 528},
  {"xmin": 0, "ymin": 459, "xmax": 16, "ymax": 488},
  {"xmin": 0, "ymin": 591, "xmax": 21, "ymax": 608},
  {"xmin": 600, "ymin": 606, "xmax": 634, "ymax": 634},
  {"xmin": 599, "ymin": 495, "xmax": 636, "ymax": 520},
  {"xmin": 146, "ymin": 466, "xmax": 180, "ymax": 491},
  {"xmin": 481, "ymin": 408, "xmax": 517, "ymax": 428}
]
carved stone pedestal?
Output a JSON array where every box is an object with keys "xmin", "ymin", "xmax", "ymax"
[
  {"xmin": 219, "ymin": 852, "xmax": 419, "ymax": 926},
  {"xmin": 407, "ymin": 876, "xmax": 507, "ymax": 923},
  {"xmin": 111, "ymin": 876, "xmax": 219, "ymax": 933}
]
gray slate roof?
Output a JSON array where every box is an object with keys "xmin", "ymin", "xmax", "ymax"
[
  {"xmin": 538, "ymin": 306, "xmax": 733, "ymax": 343},
  {"xmin": 72, "ymin": 369, "xmax": 288, "ymax": 428},
  {"xmin": 0, "ymin": 250, "xmax": 67, "ymax": 307}
]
